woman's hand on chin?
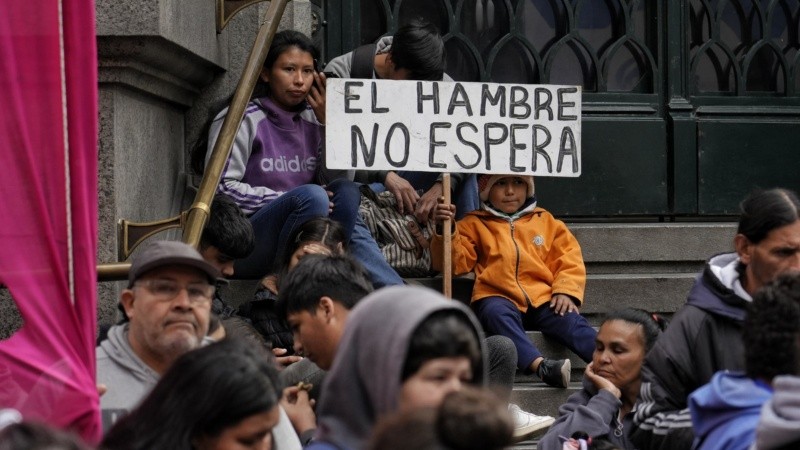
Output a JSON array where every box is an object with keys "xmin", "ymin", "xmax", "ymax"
[{"xmin": 585, "ymin": 362, "xmax": 622, "ymax": 399}]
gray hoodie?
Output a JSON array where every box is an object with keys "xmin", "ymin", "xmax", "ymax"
[
  {"xmin": 96, "ymin": 324, "xmax": 158, "ymax": 429},
  {"xmin": 755, "ymin": 375, "xmax": 800, "ymax": 449},
  {"xmin": 312, "ymin": 285, "xmax": 487, "ymax": 450},
  {"xmin": 96, "ymin": 324, "xmax": 302, "ymax": 449}
]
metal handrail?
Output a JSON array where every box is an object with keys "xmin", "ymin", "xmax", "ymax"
[{"xmin": 97, "ymin": 0, "xmax": 290, "ymax": 281}]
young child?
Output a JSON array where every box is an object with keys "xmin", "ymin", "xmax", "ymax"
[{"xmin": 433, "ymin": 174, "xmax": 596, "ymax": 388}]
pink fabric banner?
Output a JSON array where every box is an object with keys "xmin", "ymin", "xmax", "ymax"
[{"xmin": 0, "ymin": 0, "xmax": 100, "ymax": 442}]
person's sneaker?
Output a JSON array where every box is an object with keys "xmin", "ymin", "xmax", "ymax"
[
  {"xmin": 537, "ymin": 358, "xmax": 571, "ymax": 388},
  {"xmin": 509, "ymin": 403, "xmax": 555, "ymax": 441}
]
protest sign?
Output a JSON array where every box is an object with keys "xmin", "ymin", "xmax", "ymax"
[{"xmin": 326, "ymin": 78, "xmax": 581, "ymax": 176}]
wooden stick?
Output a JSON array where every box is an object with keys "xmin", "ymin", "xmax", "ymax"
[{"xmin": 442, "ymin": 174, "xmax": 452, "ymax": 299}]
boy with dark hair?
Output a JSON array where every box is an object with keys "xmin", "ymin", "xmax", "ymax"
[
  {"xmin": 277, "ymin": 254, "xmax": 373, "ymax": 371},
  {"xmin": 324, "ymin": 18, "xmax": 446, "ymax": 82},
  {"xmin": 198, "ymin": 194, "xmax": 255, "ymax": 319},
  {"xmin": 199, "ymin": 194, "xmax": 255, "ymax": 278},
  {"xmin": 689, "ymin": 273, "xmax": 800, "ymax": 450},
  {"xmin": 279, "ymin": 253, "xmax": 553, "ymax": 441},
  {"xmin": 433, "ymin": 174, "xmax": 597, "ymax": 388}
]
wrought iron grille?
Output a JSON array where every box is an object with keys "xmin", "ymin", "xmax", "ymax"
[
  {"xmin": 689, "ymin": 0, "xmax": 800, "ymax": 96},
  {"xmin": 355, "ymin": 0, "xmax": 659, "ymax": 94}
]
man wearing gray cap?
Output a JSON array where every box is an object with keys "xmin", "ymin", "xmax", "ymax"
[{"xmin": 97, "ymin": 240, "xmax": 220, "ymax": 429}]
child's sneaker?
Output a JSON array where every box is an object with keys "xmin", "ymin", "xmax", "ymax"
[
  {"xmin": 537, "ymin": 358, "xmax": 571, "ymax": 388},
  {"xmin": 508, "ymin": 403, "xmax": 555, "ymax": 441}
]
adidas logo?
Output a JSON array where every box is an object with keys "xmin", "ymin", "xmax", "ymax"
[{"xmin": 260, "ymin": 156, "xmax": 317, "ymax": 173}]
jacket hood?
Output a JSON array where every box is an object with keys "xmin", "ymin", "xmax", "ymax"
[
  {"xmin": 689, "ymin": 371, "xmax": 771, "ymax": 441},
  {"xmin": 479, "ymin": 195, "xmax": 538, "ymax": 220},
  {"xmin": 756, "ymin": 375, "xmax": 800, "ymax": 449},
  {"xmin": 314, "ymin": 285, "xmax": 486, "ymax": 450},
  {"xmin": 686, "ymin": 252, "xmax": 750, "ymax": 322},
  {"xmin": 99, "ymin": 324, "xmax": 158, "ymax": 384}
]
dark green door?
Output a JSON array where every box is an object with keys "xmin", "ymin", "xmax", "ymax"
[{"xmin": 316, "ymin": 0, "xmax": 800, "ymax": 217}]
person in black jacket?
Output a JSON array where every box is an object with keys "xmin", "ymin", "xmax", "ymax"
[{"xmin": 630, "ymin": 187, "xmax": 800, "ymax": 450}]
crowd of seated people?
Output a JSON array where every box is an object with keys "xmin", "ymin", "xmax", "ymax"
[{"xmin": 4, "ymin": 20, "xmax": 800, "ymax": 450}]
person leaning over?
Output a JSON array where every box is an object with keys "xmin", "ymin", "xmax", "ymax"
[{"xmin": 324, "ymin": 18, "xmax": 479, "ymax": 223}]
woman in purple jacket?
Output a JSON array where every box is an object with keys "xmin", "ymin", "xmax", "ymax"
[{"xmin": 204, "ymin": 30, "xmax": 401, "ymax": 286}]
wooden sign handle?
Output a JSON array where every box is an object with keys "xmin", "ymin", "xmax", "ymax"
[{"xmin": 442, "ymin": 173, "xmax": 452, "ymax": 299}]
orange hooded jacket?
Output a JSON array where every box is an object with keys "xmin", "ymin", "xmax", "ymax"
[{"xmin": 431, "ymin": 203, "xmax": 585, "ymax": 312}]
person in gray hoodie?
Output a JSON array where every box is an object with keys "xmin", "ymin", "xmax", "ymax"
[
  {"xmin": 754, "ymin": 375, "xmax": 800, "ymax": 449},
  {"xmin": 96, "ymin": 240, "xmax": 304, "ymax": 449},
  {"xmin": 96, "ymin": 241, "xmax": 220, "ymax": 427},
  {"xmin": 305, "ymin": 285, "xmax": 487, "ymax": 450}
]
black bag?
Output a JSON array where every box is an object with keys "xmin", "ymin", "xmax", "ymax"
[
  {"xmin": 238, "ymin": 282, "xmax": 294, "ymax": 353},
  {"xmin": 350, "ymin": 43, "xmax": 377, "ymax": 79}
]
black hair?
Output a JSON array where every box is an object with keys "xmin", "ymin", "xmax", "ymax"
[
  {"xmin": 367, "ymin": 387, "xmax": 512, "ymax": 450},
  {"xmin": 401, "ymin": 310, "xmax": 482, "ymax": 382},
  {"xmin": 100, "ymin": 339, "xmax": 281, "ymax": 450},
  {"xmin": 253, "ymin": 29, "xmax": 320, "ymax": 99},
  {"xmin": 737, "ymin": 188, "xmax": 800, "ymax": 244},
  {"xmin": 190, "ymin": 29, "xmax": 320, "ymax": 175},
  {"xmin": 200, "ymin": 194, "xmax": 255, "ymax": 260},
  {"xmin": 389, "ymin": 19, "xmax": 446, "ymax": 81},
  {"xmin": 600, "ymin": 308, "xmax": 668, "ymax": 353},
  {"xmin": 437, "ymin": 387, "xmax": 513, "ymax": 450},
  {"xmin": 743, "ymin": 273, "xmax": 800, "ymax": 380},
  {"xmin": 0, "ymin": 422, "xmax": 91, "ymax": 450},
  {"xmin": 277, "ymin": 253, "xmax": 373, "ymax": 318},
  {"xmin": 274, "ymin": 217, "xmax": 347, "ymax": 274}
]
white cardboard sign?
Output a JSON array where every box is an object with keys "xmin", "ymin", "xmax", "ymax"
[{"xmin": 325, "ymin": 78, "xmax": 581, "ymax": 176}]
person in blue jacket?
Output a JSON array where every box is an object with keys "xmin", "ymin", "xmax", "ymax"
[{"xmin": 689, "ymin": 273, "xmax": 800, "ymax": 450}]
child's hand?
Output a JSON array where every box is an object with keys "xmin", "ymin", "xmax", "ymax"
[
  {"xmin": 550, "ymin": 294, "xmax": 578, "ymax": 316},
  {"xmin": 433, "ymin": 197, "xmax": 456, "ymax": 224}
]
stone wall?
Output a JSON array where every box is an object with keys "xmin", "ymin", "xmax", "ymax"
[{"xmin": 0, "ymin": 0, "xmax": 314, "ymax": 339}]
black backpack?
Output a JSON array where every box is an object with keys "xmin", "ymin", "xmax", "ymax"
[{"xmin": 350, "ymin": 43, "xmax": 377, "ymax": 79}]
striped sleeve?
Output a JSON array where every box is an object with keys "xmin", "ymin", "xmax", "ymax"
[{"xmin": 206, "ymin": 106, "xmax": 282, "ymax": 215}]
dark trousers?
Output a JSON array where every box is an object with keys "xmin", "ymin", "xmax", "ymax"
[{"xmin": 473, "ymin": 296, "xmax": 596, "ymax": 371}]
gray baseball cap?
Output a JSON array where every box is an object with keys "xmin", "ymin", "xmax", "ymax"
[{"xmin": 128, "ymin": 240, "xmax": 221, "ymax": 288}]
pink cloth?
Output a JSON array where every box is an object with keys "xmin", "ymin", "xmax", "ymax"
[{"xmin": 0, "ymin": 0, "xmax": 100, "ymax": 442}]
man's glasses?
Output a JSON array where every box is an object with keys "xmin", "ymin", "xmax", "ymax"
[{"xmin": 134, "ymin": 279, "xmax": 215, "ymax": 305}]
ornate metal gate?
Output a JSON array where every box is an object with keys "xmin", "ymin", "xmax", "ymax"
[{"xmin": 316, "ymin": 0, "xmax": 800, "ymax": 216}]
